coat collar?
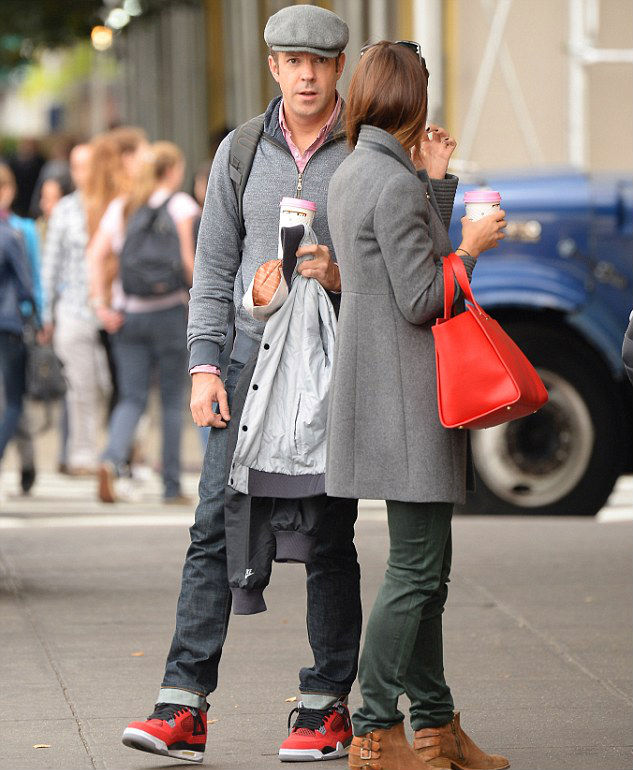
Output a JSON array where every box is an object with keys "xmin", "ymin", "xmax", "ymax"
[{"xmin": 356, "ymin": 125, "xmax": 416, "ymax": 174}]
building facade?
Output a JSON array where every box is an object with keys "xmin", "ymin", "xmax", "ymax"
[{"xmin": 2, "ymin": 0, "xmax": 631, "ymax": 177}]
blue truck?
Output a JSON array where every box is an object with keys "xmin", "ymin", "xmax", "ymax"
[{"xmin": 448, "ymin": 170, "xmax": 633, "ymax": 516}]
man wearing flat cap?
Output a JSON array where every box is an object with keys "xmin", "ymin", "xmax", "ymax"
[{"xmin": 122, "ymin": 4, "xmax": 361, "ymax": 765}]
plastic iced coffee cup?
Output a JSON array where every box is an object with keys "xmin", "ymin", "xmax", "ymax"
[
  {"xmin": 278, "ymin": 197, "xmax": 316, "ymax": 258},
  {"xmin": 464, "ymin": 189, "xmax": 501, "ymax": 221}
]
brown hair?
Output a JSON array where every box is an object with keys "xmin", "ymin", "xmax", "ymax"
[
  {"xmin": 345, "ymin": 41, "xmax": 428, "ymax": 151},
  {"xmin": 123, "ymin": 140, "xmax": 184, "ymax": 222},
  {"xmin": 152, "ymin": 141, "xmax": 184, "ymax": 181},
  {"xmin": 84, "ymin": 125, "xmax": 147, "ymax": 236}
]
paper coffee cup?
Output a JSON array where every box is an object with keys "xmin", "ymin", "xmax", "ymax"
[
  {"xmin": 464, "ymin": 189, "xmax": 501, "ymax": 221},
  {"xmin": 278, "ymin": 197, "xmax": 316, "ymax": 258}
]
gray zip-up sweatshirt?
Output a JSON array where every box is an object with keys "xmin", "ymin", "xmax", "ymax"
[{"xmin": 187, "ymin": 96, "xmax": 348, "ymax": 369}]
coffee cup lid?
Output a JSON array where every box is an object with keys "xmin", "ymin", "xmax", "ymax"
[
  {"xmin": 280, "ymin": 197, "xmax": 317, "ymax": 212},
  {"xmin": 464, "ymin": 189, "xmax": 501, "ymax": 204}
]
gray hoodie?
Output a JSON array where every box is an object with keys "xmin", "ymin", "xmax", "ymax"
[{"xmin": 187, "ymin": 96, "xmax": 348, "ymax": 370}]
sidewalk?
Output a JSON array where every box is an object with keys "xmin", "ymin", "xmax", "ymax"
[{"xmin": 0, "ymin": 474, "xmax": 631, "ymax": 770}]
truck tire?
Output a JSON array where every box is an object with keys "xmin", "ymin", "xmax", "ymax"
[{"xmin": 463, "ymin": 322, "xmax": 623, "ymax": 516}]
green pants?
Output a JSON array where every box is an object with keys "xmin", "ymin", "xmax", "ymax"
[{"xmin": 352, "ymin": 500, "xmax": 454, "ymax": 736}]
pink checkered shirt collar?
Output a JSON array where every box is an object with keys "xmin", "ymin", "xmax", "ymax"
[{"xmin": 279, "ymin": 94, "xmax": 342, "ymax": 173}]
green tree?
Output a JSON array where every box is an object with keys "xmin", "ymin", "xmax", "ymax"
[
  {"xmin": 0, "ymin": 0, "xmax": 198, "ymax": 72},
  {"xmin": 0, "ymin": 1, "xmax": 102, "ymax": 69}
]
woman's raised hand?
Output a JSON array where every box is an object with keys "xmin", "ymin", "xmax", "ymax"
[
  {"xmin": 459, "ymin": 211, "xmax": 507, "ymax": 258},
  {"xmin": 411, "ymin": 125, "xmax": 457, "ymax": 179}
]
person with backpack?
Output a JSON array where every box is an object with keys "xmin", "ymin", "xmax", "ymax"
[
  {"xmin": 89, "ymin": 141, "xmax": 199, "ymax": 503},
  {"xmin": 0, "ymin": 217, "xmax": 35, "ymax": 491},
  {"xmin": 85, "ymin": 126, "xmax": 149, "ymax": 420},
  {"xmin": 0, "ymin": 162, "xmax": 42, "ymax": 494},
  {"xmin": 121, "ymin": 5, "xmax": 361, "ymax": 764}
]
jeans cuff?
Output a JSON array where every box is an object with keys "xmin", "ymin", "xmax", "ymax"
[
  {"xmin": 158, "ymin": 687, "xmax": 207, "ymax": 710},
  {"xmin": 300, "ymin": 692, "xmax": 347, "ymax": 709}
]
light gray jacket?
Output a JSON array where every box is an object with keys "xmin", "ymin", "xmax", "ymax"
[
  {"xmin": 326, "ymin": 125, "xmax": 476, "ymax": 504},
  {"xmin": 228, "ymin": 225, "xmax": 337, "ymax": 498}
]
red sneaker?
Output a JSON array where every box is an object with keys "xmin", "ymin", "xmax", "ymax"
[
  {"xmin": 279, "ymin": 699, "xmax": 352, "ymax": 761},
  {"xmin": 122, "ymin": 702, "xmax": 207, "ymax": 763}
]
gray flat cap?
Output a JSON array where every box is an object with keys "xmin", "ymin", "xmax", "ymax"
[{"xmin": 264, "ymin": 5, "xmax": 349, "ymax": 58}]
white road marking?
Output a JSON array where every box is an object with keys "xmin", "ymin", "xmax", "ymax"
[
  {"xmin": 1, "ymin": 473, "xmax": 631, "ymax": 529},
  {"xmin": 0, "ymin": 514, "xmax": 194, "ymax": 529},
  {"xmin": 596, "ymin": 507, "xmax": 633, "ymax": 523}
]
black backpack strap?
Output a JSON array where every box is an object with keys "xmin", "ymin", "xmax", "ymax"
[{"xmin": 229, "ymin": 113, "xmax": 265, "ymax": 239}]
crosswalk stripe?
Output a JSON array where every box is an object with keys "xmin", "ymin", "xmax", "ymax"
[{"xmin": 2, "ymin": 472, "xmax": 631, "ymax": 526}]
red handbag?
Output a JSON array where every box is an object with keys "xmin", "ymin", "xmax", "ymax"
[{"xmin": 432, "ymin": 252, "xmax": 548, "ymax": 429}]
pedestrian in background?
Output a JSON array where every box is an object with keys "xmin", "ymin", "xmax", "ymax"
[
  {"xmin": 36, "ymin": 174, "xmax": 73, "ymax": 243},
  {"xmin": 0, "ymin": 162, "xmax": 42, "ymax": 494},
  {"xmin": 0, "ymin": 217, "xmax": 35, "ymax": 496},
  {"xmin": 40, "ymin": 143, "xmax": 111, "ymax": 475},
  {"xmin": 7, "ymin": 138, "xmax": 45, "ymax": 218},
  {"xmin": 84, "ymin": 126, "xmax": 148, "ymax": 420},
  {"xmin": 0, "ymin": 164, "xmax": 43, "ymax": 326},
  {"xmin": 326, "ymin": 41, "xmax": 508, "ymax": 770},
  {"xmin": 29, "ymin": 134, "xmax": 74, "ymax": 219},
  {"xmin": 84, "ymin": 126, "xmax": 148, "ymax": 313},
  {"xmin": 90, "ymin": 140, "xmax": 198, "ymax": 504}
]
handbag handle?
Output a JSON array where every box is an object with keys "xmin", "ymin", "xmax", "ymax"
[{"xmin": 442, "ymin": 252, "xmax": 483, "ymax": 320}]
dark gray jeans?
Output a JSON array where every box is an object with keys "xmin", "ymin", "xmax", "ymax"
[
  {"xmin": 102, "ymin": 305, "xmax": 188, "ymax": 498},
  {"xmin": 159, "ymin": 359, "xmax": 362, "ymax": 709},
  {"xmin": 0, "ymin": 331, "xmax": 26, "ymax": 461},
  {"xmin": 353, "ymin": 500, "xmax": 454, "ymax": 736}
]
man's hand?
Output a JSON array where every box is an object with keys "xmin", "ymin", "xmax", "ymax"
[
  {"xmin": 296, "ymin": 244, "xmax": 341, "ymax": 292},
  {"xmin": 190, "ymin": 372, "xmax": 231, "ymax": 428}
]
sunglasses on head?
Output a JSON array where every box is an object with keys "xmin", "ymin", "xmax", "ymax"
[{"xmin": 360, "ymin": 40, "xmax": 428, "ymax": 77}]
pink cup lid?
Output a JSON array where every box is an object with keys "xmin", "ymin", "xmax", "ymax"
[
  {"xmin": 464, "ymin": 189, "xmax": 501, "ymax": 204},
  {"xmin": 280, "ymin": 197, "xmax": 317, "ymax": 212}
]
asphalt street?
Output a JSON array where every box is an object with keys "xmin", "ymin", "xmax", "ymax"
[{"xmin": 0, "ymin": 472, "xmax": 631, "ymax": 770}]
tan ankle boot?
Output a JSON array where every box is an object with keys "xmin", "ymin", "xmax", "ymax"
[
  {"xmin": 349, "ymin": 722, "xmax": 437, "ymax": 770},
  {"xmin": 412, "ymin": 712, "xmax": 509, "ymax": 770}
]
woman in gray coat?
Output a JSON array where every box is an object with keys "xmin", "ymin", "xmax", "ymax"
[{"xmin": 326, "ymin": 42, "xmax": 508, "ymax": 770}]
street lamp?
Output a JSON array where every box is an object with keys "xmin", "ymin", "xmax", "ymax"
[
  {"xmin": 123, "ymin": 0, "xmax": 143, "ymax": 16},
  {"xmin": 106, "ymin": 8, "xmax": 131, "ymax": 30},
  {"xmin": 90, "ymin": 25, "xmax": 113, "ymax": 52}
]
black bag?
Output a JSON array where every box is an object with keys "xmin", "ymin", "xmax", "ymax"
[
  {"xmin": 119, "ymin": 197, "xmax": 184, "ymax": 297},
  {"xmin": 23, "ymin": 325, "xmax": 67, "ymax": 403}
]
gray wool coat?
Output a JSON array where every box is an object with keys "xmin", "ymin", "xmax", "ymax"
[{"xmin": 325, "ymin": 125, "xmax": 477, "ymax": 504}]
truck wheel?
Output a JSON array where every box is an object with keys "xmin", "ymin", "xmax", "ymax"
[{"xmin": 463, "ymin": 322, "xmax": 623, "ymax": 516}]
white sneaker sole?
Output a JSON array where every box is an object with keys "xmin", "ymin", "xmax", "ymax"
[
  {"xmin": 122, "ymin": 727, "xmax": 204, "ymax": 763},
  {"xmin": 279, "ymin": 740, "xmax": 350, "ymax": 762}
]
